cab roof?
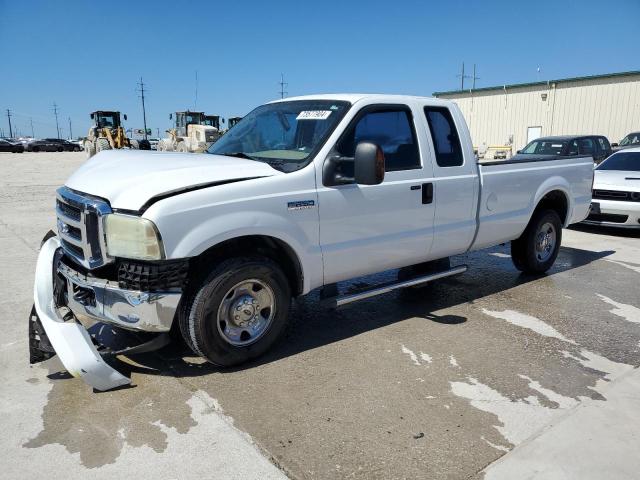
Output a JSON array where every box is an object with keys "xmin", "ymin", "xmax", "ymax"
[{"xmin": 268, "ymin": 93, "xmax": 455, "ymax": 106}]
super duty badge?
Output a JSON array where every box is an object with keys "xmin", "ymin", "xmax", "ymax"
[{"xmin": 287, "ymin": 200, "xmax": 315, "ymax": 211}]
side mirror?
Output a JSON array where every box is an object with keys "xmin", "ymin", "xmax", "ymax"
[
  {"xmin": 124, "ymin": 114, "xmax": 128, "ymax": 121},
  {"xmin": 611, "ymin": 143, "xmax": 618, "ymax": 147},
  {"xmin": 354, "ymin": 142, "xmax": 385, "ymax": 185},
  {"xmin": 516, "ymin": 150, "xmax": 522, "ymax": 154},
  {"xmin": 90, "ymin": 113, "xmax": 95, "ymax": 120},
  {"xmin": 169, "ymin": 114, "xmax": 173, "ymax": 120}
]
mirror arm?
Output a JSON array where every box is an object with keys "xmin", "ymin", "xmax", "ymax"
[{"xmin": 323, "ymin": 155, "xmax": 355, "ymax": 186}]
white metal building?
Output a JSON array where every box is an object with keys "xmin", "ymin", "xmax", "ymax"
[{"xmin": 433, "ymin": 71, "xmax": 640, "ymax": 155}]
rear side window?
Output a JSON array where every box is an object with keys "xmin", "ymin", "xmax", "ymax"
[
  {"xmin": 597, "ymin": 137, "xmax": 610, "ymax": 151},
  {"xmin": 338, "ymin": 107, "xmax": 420, "ymax": 172},
  {"xmin": 424, "ymin": 107, "xmax": 463, "ymax": 167}
]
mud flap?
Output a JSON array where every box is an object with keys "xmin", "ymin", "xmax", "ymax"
[{"xmin": 32, "ymin": 237, "xmax": 131, "ymax": 391}]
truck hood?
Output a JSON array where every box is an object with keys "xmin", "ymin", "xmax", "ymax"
[
  {"xmin": 594, "ymin": 169, "xmax": 640, "ymax": 191},
  {"xmin": 65, "ymin": 150, "xmax": 283, "ymax": 210}
]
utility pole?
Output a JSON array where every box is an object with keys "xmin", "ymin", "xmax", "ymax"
[
  {"xmin": 156, "ymin": 127, "xmax": 160, "ymax": 137},
  {"xmin": 137, "ymin": 77, "xmax": 148, "ymax": 140},
  {"xmin": 278, "ymin": 73, "xmax": 288, "ymax": 99},
  {"xmin": 30, "ymin": 117, "xmax": 35, "ymax": 138},
  {"xmin": 194, "ymin": 71, "xmax": 198, "ymax": 110},
  {"xmin": 471, "ymin": 64, "xmax": 480, "ymax": 90},
  {"xmin": 52, "ymin": 102, "xmax": 60, "ymax": 139},
  {"xmin": 68, "ymin": 117, "xmax": 73, "ymax": 139},
  {"xmin": 6, "ymin": 109, "xmax": 13, "ymax": 138}
]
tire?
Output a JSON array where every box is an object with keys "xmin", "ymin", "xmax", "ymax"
[
  {"xmin": 32, "ymin": 147, "xmax": 40, "ymax": 152},
  {"xmin": 57, "ymin": 147, "xmax": 64, "ymax": 152},
  {"xmin": 176, "ymin": 142, "xmax": 188, "ymax": 153},
  {"xmin": 73, "ymin": 146, "xmax": 80, "ymax": 152},
  {"xmin": 84, "ymin": 140, "xmax": 96, "ymax": 158},
  {"xmin": 179, "ymin": 256, "xmax": 291, "ymax": 366},
  {"xmin": 96, "ymin": 138, "xmax": 111, "ymax": 153},
  {"xmin": 130, "ymin": 139, "xmax": 140, "ymax": 150},
  {"xmin": 511, "ymin": 209, "xmax": 562, "ymax": 274}
]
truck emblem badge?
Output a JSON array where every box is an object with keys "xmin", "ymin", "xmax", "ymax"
[{"xmin": 287, "ymin": 200, "xmax": 315, "ymax": 211}]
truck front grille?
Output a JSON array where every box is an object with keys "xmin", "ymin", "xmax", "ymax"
[{"xmin": 56, "ymin": 187, "xmax": 113, "ymax": 269}]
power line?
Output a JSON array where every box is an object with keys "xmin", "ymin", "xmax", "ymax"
[
  {"xmin": 278, "ymin": 73, "xmax": 288, "ymax": 99},
  {"xmin": 136, "ymin": 77, "xmax": 148, "ymax": 140},
  {"xmin": 6, "ymin": 109, "xmax": 13, "ymax": 137},
  {"xmin": 52, "ymin": 102, "xmax": 60, "ymax": 139}
]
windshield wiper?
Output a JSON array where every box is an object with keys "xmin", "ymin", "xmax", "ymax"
[{"xmin": 218, "ymin": 152, "xmax": 256, "ymax": 160}]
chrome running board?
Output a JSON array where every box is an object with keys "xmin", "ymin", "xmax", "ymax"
[{"xmin": 324, "ymin": 265, "xmax": 468, "ymax": 308}]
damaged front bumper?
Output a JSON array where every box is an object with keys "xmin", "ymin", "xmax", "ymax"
[{"xmin": 31, "ymin": 237, "xmax": 182, "ymax": 391}]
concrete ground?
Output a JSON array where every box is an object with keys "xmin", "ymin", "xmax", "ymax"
[{"xmin": 1, "ymin": 151, "xmax": 639, "ymax": 480}]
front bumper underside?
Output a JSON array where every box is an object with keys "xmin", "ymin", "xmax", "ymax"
[{"xmin": 31, "ymin": 237, "xmax": 182, "ymax": 391}]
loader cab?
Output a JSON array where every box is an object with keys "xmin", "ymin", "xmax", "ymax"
[
  {"xmin": 228, "ymin": 116, "xmax": 242, "ymax": 129},
  {"xmin": 203, "ymin": 115, "xmax": 221, "ymax": 130},
  {"xmin": 90, "ymin": 111, "xmax": 123, "ymax": 130},
  {"xmin": 173, "ymin": 111, "xmax": 204, "ymax": 137}
]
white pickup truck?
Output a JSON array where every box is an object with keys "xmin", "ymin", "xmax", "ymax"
[{"xmin": 31, "ymin": 94, "xmax": 594, "ymax": 390}]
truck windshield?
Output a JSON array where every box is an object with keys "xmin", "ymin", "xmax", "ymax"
[
  {"xmin": 96, "ymin": 113, "xmax": 119, "ymax": 128},
  {"xmin": 208, "ymin": 100, "xmax": 350, "ymax": 172},
  {"xmin": 522, "ymin": 139, "xmax": 568, "ymax": 155},
  {"xmin": 619, "ymin": 133, "xmax": 640, "ymax": 146}
]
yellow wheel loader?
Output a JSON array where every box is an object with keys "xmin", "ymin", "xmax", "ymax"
[{"xmin": 83, "ymin": 111, "xmax": 150, "ymax": 158}]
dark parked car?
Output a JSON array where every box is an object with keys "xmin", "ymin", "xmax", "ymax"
[
  {"xmin": 0, "ymin": 139, "xmax": 24, "ymax": 153},
  {"xmin": 25, "ymin": 138, "xmax": 82, "ymax": 152},
  {"xmin": 513, "ymin": 135, "xmax": 612, "ymax": 164},
  {"xmin": 612, "ymin": 132, "xmax": 640, "ymax": 152}
]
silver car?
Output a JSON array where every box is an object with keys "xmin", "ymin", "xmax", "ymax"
[{"xmin": 584, "ymin": 147, "xmax": 640, "ymax": 228}]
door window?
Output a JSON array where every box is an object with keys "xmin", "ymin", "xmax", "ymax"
[
  {"xmin": 423, "ymin": 107, "xmax": 463, "ymax": 167},
  {"xmin": 337, "ymin": 107, "xmax": 420, "ymax": 172},
  {"xmin": 577, "ymin": 138, "xmax": 595, "ymax": 155}
]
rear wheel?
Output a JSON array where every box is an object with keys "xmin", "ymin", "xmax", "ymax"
[
  {"xmin": 511, "ymin": 209, "xmax": 562, "ymax": 274},
  {"xmin": 57, "ymin": 146, "xmax": 64, "ymax": 152},
  {"xmin": 176, "ymin": 141, "xmax": 188, "ymax": 153},
  {"xmin": 179, "ymin": 256, "xmax": 291, "ymax": 366},
  {"xmin": 130, "ymin": 139, "xmax": 140, "ymax": 149}
]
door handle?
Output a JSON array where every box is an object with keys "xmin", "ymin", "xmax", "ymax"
[{"xmin": 422, "ymin": 183, "xmax": 433, "ymax": 204}]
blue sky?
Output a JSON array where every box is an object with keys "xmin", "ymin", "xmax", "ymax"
[{"xmin": 1, "ymin": 0, "xmax": 639, "ymax": 139}]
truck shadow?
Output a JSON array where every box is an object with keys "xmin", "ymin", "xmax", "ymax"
[
  {"xmin": 111, "ymin": 244, "xmax": 615, "ymax": 379},
  {"xmin": 569, "ymin": 224, "xmax": 640, "ymax": 238}
]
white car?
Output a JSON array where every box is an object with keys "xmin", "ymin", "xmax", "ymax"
[
  {"xmin": 30, "ymin": 94, "xmax": 594, "ymax": 390},
  {"xmin": 584, "ymin": 147, "xmax": 640, "ymax": 228}
]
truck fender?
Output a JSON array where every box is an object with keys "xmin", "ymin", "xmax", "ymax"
[
  {"xmin": 169, "ymin": 211, "xmax": 321, "ymax": 294},
  {"xmin": 532, "ymin": 176, "xmax": 572, "ymax": 226}
]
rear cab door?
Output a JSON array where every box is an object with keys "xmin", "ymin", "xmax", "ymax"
[
  {"xmin": 316, "ymin": 98, "xmax": 436, "ymax": 284},
  {"xmin": 420, "ymin": 101, "xmax": 479, "ymax": 258}
]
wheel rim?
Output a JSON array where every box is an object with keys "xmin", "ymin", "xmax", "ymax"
[
  {"xmin": 535, "ymin": 222, "xmax": 556, "ymax": 262},
  {"xmin": 216, "ymin": 279, "xmax": 276, "ymax": 346}
]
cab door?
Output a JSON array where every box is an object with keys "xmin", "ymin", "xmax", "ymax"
[
  {"xmin": 317, "ymin": 103, "xmax": 435, "ymax": 285},
  {"xmin": 422, "ymin": 105, "xmax": 479, "ymax": 259}
]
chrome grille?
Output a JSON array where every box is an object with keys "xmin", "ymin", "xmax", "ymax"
[{"xmin": 56, "ymin": 186, "xmax": 113, "ymax": 269}]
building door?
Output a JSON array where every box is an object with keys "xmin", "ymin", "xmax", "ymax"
[{"xmin": 527, "ymin": 126, "xmax": 542, "ymax": 144}]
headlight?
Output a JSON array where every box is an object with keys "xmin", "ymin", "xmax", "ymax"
[{"xmin": 104, "ymin": 214, "xmax": 164, "ymax": 260}]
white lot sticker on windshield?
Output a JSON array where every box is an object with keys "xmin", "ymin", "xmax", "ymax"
[
  {"xmin": 297, "ymin": 110, "xmax": 332, "ymax": 120},
  {"xmin": 551, "ymin": 144, "xmax": 563, "ymax": 148}
]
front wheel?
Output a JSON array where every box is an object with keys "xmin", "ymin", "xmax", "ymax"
[
  {"xmin": 511, "ymin": 209, "xmax": 562, "ymax": 274},
  {"xmin": 179, "ymin": 256, "xmax": 291, "ymax": 366}
]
